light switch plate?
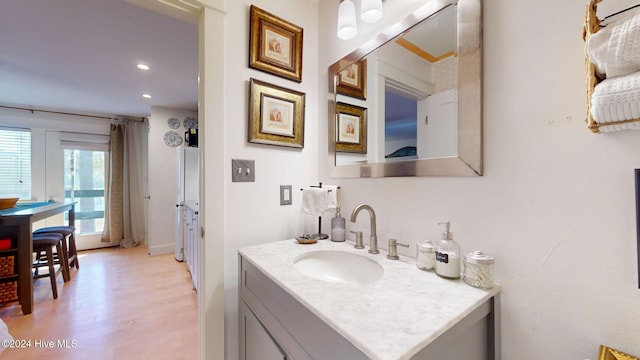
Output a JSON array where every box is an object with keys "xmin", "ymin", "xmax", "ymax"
[
  {"xmin": 280, "ymin": 185, "xmax": 292, "ymax": 205},
  {"xmin": 231, "ymin": 159, "xmax": 255, "ymax": 182}
]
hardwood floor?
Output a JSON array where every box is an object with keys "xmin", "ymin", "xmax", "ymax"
[{"xmin": 0, "ymin": 246, "xmax": 198, "ymax": 359}]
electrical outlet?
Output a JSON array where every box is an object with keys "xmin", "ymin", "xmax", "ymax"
[
  {"xmin": 280, "ymin": 185, "xmax": 292, "ymax": 205},
  {"xmin": 231, "ymin": 159, "xmax": 255, "ymax": 182}
]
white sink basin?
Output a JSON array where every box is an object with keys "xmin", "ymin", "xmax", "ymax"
[{"xmin": 293, "ymin": 250, "xmax": 383, "ymax": 284}]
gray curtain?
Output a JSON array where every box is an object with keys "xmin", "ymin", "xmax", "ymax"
[{"xmin": 102, "ymin": 121, "xmax": 146, "ymax": 247}]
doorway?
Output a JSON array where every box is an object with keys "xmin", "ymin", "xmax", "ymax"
[
  {"xmin": 63, "ymin": 147, "xmax": 110, "ymax": 250},
  {"xmin": 45, "ymin": 131, "xmax": 116, "ymax": 250}
]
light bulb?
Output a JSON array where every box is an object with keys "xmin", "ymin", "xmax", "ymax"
[
  {"xmin": 361, "ymin": 0, "xmax": 383, "ymax": 23},
  {"xmin": 337, "ymin": 0, "xmax": 357, "ymax": 40}
]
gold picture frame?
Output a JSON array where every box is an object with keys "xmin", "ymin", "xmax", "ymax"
[
  {"xmin": 249, "ymin": 78, "xmax": 305, "ymax": 149},
  {"xmin": 249, "ymin": 5, "xmax": 303, "ymax": 83},
  {"xmin": 336, "ymin": 59, "xmax": 367, "ymax": 100},
  {"xmin": 598, "ymin": 345, "xmax": 639, "ymax": 360},
  {"xmin": 335, "ymin": 102, "xmax": 367, "ymax": 154}
]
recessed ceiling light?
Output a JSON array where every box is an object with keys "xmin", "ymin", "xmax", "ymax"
[
  {"xmin": 142, "ymin": 94, "xmax": 152, "ymax": 99},
  {"xmin": 137, "ymin": 63, "xmax": 150, "ymax": 71}
]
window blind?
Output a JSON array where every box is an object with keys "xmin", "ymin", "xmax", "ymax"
[
  {"xmin": 0, "ymin": 127, "xmax": 31, "ymax": 199},
  {"xmin": 59, "ymin": 132, "xmax": 109, "ymax": 152}
]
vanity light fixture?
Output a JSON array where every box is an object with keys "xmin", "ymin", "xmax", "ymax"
[
  {"xmin": 338, "ymin": 0, "xmax": 387, "ymax": 40},
  {"xmin": 142, "ymin": 93, "xmax": 152, "ymax": 99},
  {"xmin": 337, "ymin": 0, "xmax": 358, "ymax": 40},
  {"xmin": 361, "ymin": 0, "xmax": 383, "ymax": 23},
  {"xmin": 136, "ymin": 63, "xmax": 150, "ymax": 71}
]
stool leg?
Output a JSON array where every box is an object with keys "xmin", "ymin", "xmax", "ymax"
[
  {"xmin": 45, "ymin": 247, "xmax": 58, "ymax": 299},
  {"xmin": 69, "ymin": 233, "xmax": 79, "ymax": 269},
  {"xmin": 57, "ymin": 240, "xmax": 70, "ymax": 282},
  {"xmin": 34, "ymin": 250, "xmax": 42, "ymax": 276}
]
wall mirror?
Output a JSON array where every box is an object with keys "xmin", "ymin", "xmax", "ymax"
[{"xmin": 328, "ymin": 0, "xmax": 482, "ymax": 177}]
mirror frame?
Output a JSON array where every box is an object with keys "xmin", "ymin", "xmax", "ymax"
[{"xmin": 328, "ymin": 0, "xmax": 482, "ymax": 178}]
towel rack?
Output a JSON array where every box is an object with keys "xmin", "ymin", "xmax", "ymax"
[
  {"xmin": 583, "ymin": 0, "xmax": 640, "ymax": 133},
  {"xmin": 603, "ymin": 3, "xmax": 640, "ymax": 22},
  {"xmin": 300, "ymin": 182, "xmax": 340, "ymax": 240}
]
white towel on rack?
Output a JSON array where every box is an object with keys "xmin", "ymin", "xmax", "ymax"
[
  {"xmin": 324, "ymin": 185, "xmax": 339, "ymax": 210},
  {"xmin": 591, "ymin": 70, "xmax": 640, "ymax": 127},
  {"xmin": 302, "ymin": 188, "xmax": 329, "ymax": 216},
  {"xmin": 589, "ymin": 23, "xmax": 613, "ymax": 79},
  {"xmin": 607, "ymin": 12, "xmax": 640, "ymax": 78},
  {"xmin": 588, "ymin": 11, "xmax": 640, "ymax": 79}
]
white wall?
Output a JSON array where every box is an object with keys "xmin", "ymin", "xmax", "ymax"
[
  {"xmin": 318, "ymin": 0, "xmax": 640, "ymax": 359},
  {"xmin": 147, "ymin": 106, "xmax": 197, "ymax": 256},
  {"xmin": 221, "ymin": 1, "xmax": 319, "ymax": 359}
]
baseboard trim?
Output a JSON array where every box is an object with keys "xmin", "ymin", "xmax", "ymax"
[{"xmin": 148, "ymin": 243, "xmax": 174, "ymax": 256}]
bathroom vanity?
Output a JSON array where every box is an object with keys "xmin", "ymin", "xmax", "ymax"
[{"xmin": 238, "ymin": 240, "xmax": 501, "ymax": 360}]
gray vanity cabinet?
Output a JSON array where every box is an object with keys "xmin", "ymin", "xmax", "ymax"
[
  {"xmin": 239, "ymin": 250, "xmax": 500, "ymax": 360},
  {"xmin": 240, "ymin": 301, "xmax": 287, "ymax": 360},
  {"xmin": 239, "ymin": 255, "xmax": 368, "ymax": 360}
]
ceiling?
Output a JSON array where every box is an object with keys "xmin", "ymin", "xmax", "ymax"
[
  {"xmin": 400, "ymin": 4, "xmax": 456, "ymax": 61},
  {"xmin": 0, "ymin": 0, "xmax": 199, "ymax": 119}
]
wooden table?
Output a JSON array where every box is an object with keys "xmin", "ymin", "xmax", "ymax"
[{"xmin": 0, "ymin": 201, "xmax": 75, "ymax": 314}]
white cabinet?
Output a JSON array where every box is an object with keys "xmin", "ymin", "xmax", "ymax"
[{"xmin": 183, "ymin": 203, "xmax": 199, "ymax": 291}]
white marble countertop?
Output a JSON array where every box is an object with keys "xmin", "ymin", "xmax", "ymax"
[{"xmin": 238, "ymin": 239, "xmax": 501, "ymax": 360}]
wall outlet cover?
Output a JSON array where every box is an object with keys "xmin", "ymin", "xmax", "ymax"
[{"xmin": 280, "ymin": 185, "xmax": 292, "ymax": 205}]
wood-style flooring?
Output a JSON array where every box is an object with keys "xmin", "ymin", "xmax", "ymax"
[{"xmin": 0, "ymin": 245, "xmax": 198, "ymax": 359}]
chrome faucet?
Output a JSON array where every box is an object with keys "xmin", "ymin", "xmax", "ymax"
[{"xmin": 350, "ymin": 204, "xmax": 378, "ymax": 254}]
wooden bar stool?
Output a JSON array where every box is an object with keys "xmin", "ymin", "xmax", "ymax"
[
  {"xmin": 33, "ymin": 226, "xmax": 79, "ymax": 272},
  {"xmin": 32, "ymin": 233, "xmax": 68, "ymax": 299}
]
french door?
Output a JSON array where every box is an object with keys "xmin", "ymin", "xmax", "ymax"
[
  {"xmin": 45, "ymin": 131, "xmax": 114, "ymax": 250},
  {"xmin": 63, "ymin": 148, "xmax": 112, "ymax": 250}
]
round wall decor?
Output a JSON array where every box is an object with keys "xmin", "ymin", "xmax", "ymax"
[
  {"xmin": 184, "ymin": 116, "xmax": 198, "ymax": 129},
  {"xmin": 164, "ymin": 131, "xmax": 183, "ymax": 147},
  {"xmin": 167, "ymin": 117, "xmax": 180, "ymax": 129}
]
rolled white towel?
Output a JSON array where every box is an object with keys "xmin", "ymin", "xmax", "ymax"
[
  {"xmin": 591, "ymin": 71, "xmax": 640, "ymax": 124},
  {"xmin": 606, "ymin": 12, "xmax": 640, "ymax": 78},
  {"xmin": 588, "ymin": 10, "xmax": 640, "ymax": 79},
  {"xmin": 588, "ymin": 24, "xmax": 613, "ymax": 79}
]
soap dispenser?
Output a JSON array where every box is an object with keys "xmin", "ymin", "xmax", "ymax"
[
  {"xmin": 435, "ymin": 222, "xmax": 461, "ymax": 279},
  {"xmin": 331, "ymin": 207, "xmax": 346, "ymax": 242}
]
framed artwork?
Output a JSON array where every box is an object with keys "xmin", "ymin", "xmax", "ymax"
[
  {"xmin": 598, "ymin": 345, "xmax": 639, "ymax": 360},
  {"xmin": 249, "ymin": 5, "xmax": 303, "ymax": 82},
  {"xmin": 249, "ymin": 78, "xmax": 305, "ymax": 148},
  {"xmin": 336, "ymin": 59, "xmax": 367, "ymax": 100},
  {"xmin": 335, "ymin": 102, "xmax": 367, "ymax": 153}
]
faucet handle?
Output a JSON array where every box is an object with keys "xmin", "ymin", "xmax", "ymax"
[
  {"xmin": 350, "ymin": 231, "xmax": 364, "ymax": 249},
  {"xmin": 387, "ymin": 239, "xmax": 410, "ymax": 260}
]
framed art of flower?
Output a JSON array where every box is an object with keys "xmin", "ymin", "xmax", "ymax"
[
  {"xmin": 336, "ymin": 59, "xmax": 366, "ymax": 100},
  {"xmin": 249, "ymin": 5, "xmax": 303, "ymax": 82},
  {"xmin": 249, "ymin": 78, "xmax": 305, "ymax": 148},
  {"xmin": 335, "ymin": 102, "xmax": 367, "ymax": 153}
]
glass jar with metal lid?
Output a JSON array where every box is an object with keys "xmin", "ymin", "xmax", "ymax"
[
  {"xmin": 416, "ymin": 241, "xmax": 436, "ymax": 271},
  {"xmin": 463, "ymin": 250, "xmax": 495, "ymax": 289}
]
